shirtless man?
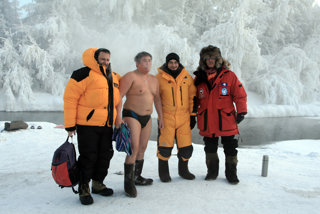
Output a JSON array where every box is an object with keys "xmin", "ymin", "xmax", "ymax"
[{"xmin": 116, "ymin": 51, "xmax": 164, "ymax": 197}]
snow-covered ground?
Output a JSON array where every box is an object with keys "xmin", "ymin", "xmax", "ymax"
[{"xmin": 0, "ymin": 122, "xmax": 319, "ymax": 214}]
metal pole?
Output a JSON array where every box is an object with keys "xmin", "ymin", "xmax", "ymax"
[{"xmin": 261, "ymin": 155, "xmax": 269, "ymax": 177}]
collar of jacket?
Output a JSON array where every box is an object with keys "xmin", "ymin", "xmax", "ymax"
[
  {"xmin": 194, "ymin": 68, "xmax": 230, "ymax": 87},
  {"xmin": 158, "ymin": 65, "xmax": 186, "ymax": 82}
]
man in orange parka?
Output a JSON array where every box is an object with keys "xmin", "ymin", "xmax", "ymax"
[
  {"xmin": 156, "ymin": 53, "xmax": 197, "ymax": 182},
  {"xmin": 193, "ymin": 45, "xmax": 247, "ymax": 184},
  {"xmin": 64, "ymin": 48, "xmax": 121, "ymax": 205}
]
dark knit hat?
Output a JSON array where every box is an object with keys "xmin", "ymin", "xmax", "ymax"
[{"xmin": 166, "ymin": 53, "xmax": 180, "ymax": 64}]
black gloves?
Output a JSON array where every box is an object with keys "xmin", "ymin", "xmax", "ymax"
[
  {"xmin": 236, "ymin": 113, "xmax": 245, "ymax": 124},
  {"xmin": 190, "ymin": 116, "xmax": 196, "ymax": 130}
]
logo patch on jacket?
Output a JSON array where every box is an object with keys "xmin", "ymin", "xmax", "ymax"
[
  {"xmin": 221, "ymin": 87, "xmax": 228, "ymax": 96},
  {"xmin": 199, "ymin": 88, "xmax": 205, "ymax": 98},
  {"xmin": 221, "ymin": 82, "xmax": 228, "ymax": 86}
]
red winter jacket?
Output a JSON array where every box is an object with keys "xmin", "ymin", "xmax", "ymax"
[{"xmin": 194, "ymin": 67, "xmax": 247, "ymax": 137}]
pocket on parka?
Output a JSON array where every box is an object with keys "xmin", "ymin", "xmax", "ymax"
[
  {"xmin": 86, "ymin": 109, "xmax": 95, "ymax": 121},
  {"xmin": 197, "ymin": 108, "xmax": 207, "ymax": 131},
  {"xmin": 218, "ymin": 108, "xmax": 237, "ymax": 131}
]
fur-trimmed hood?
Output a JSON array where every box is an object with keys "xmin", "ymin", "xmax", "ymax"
[{"xmin": 197, "ymin": 45, "xmax": 231, "ymax": 71}]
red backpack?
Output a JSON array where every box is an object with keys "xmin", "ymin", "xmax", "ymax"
[{"xmin": 51, "ymin": 137, "xmax": 79, "ymax": 193}]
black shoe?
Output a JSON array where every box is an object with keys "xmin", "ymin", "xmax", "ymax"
[
  {"xmin": 158, "ymin": 159, "xmax": 171, "ymax": 182},
  {"xmin": 134, "ymin": 159, "xmax": 153, "ymax": 186},
  {"xmin": 79, "ymin": 195, "xmax": 94, "ymax": 205},
  {"xmin": 225, "ymin": 156, "xmax": 240, "ymax": 184},
  {"xmin": 79, "ymin": 183, "xmax": 93, "ymax": 205},
  {"xmin": 135, "ymin": 175, "xmax": 153, "ymax": 185},
  {"xmin": 124, "ymin": 163, "xmax": 137, "ymax": 197},
  {"xmin": 92, "ymin": 180, "xmax": 114, "ymax": 196},
  {"xmin": 178, "ymin": 159, "xmax": 195, "ymax": 180},
  {"xmin": 92, "ymin": 187, "xmax": 114, "ymax": 196},
  {"xmin": 205, "ymin": 153, "xmax": 219, "ymax": 180}
]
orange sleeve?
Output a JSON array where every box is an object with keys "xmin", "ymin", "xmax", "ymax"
[{"xmin": 63, "ymin": 78, "xmax": 87, "ymax": 128}]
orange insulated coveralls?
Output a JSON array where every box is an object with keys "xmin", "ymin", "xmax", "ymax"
[{"xmin": 156, "ymin": 66, "xmax": 197, "ymax": 161}]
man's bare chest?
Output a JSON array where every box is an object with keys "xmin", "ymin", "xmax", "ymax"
[{"xmin": 129, "ymin": 79, "xmax": 155, "ymax": 96}]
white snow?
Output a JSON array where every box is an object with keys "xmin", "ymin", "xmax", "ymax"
[{"xmin": 0, "ymin": 121, "xmax": 319, "ymax": 214}]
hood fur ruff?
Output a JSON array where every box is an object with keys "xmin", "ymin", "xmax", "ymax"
[{"xmin": 198, "ymin": 45, "xmax": 230, "ymax": 71}]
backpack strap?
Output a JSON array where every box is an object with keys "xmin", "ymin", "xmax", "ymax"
[{"xmin": 72, "ymin": 186, "xmax": 79, "ymax": 194}]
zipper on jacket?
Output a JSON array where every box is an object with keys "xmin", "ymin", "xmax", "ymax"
[
  {"xmin": 99, "ymin": 65, "xmax": 114, "ymax": 127},
  {"xmin": 180, "ymin": 86, "xmax": 183, "ymax": 106},
  {"xmin": 204, "ymin": 110, "xmax": 207, "ymax": 131},
  {"xmin": 171, "ymin": 87, "xmax": 175, "ymax": 106},
  {"xmin": 218, "ymin": 109, "xmax": 222, "ymax": 131}
]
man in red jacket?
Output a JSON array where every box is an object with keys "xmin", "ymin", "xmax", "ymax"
[{"xmin": 193, "ymin": 45, "xmax": 247, "ymax": 184}]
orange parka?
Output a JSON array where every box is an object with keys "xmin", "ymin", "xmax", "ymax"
[
  {"xmin": 156, "ymin": 66, "xmax": 197, "ymax": 118},
  {"xmin": 63, "ymin": 48, "xmax": 121, "ymax": 130}
]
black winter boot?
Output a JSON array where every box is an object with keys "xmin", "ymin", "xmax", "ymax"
[
  {"xmin": 225, "ymin": 156, "xmax": 239, "ymax": 184},
  {"xmin": 205, "ymin": 153, "xmax": 219, "ymax": 180},
  {"xmin": 158, "ymin": 159, "xmax": 171, "ymax": 182},
  {"xmin": 124, "ymin": 163, "xmax": 137, "ymax": 197},
  {"xmin": 134, "ymin": 159, "xmax": 153, "ymax": 185},
  {"xmin": 92, "ymin": 180, "xmax": 113, "ymax": 196},
  {"xmin": 79, "ymin": 183, "xmax": 94, "ymax": 205},
  {"xmin": 178, "ymin": 158, "xmax": 195, "ymax": 180}
]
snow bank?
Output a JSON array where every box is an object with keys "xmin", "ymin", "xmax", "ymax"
[{"xmin": 0, "ymin": 122, "xmax": 319, "ymax": 214}]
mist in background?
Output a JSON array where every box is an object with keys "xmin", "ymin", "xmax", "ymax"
[{"xmin": 0, "ymin": 0, "xmax": 320, "ymax": 114}]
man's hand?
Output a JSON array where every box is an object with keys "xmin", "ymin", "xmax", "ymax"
[
  {"xmin": 236, "ymin": 113, "xmax": 245, "ymax": 124},
  {"xmin": 115, "ymin": 117, "xmax": 123, "ymax": 129},
  {"xmin": 158, "ymin": 118, "xmax": 164, "ymax": 129},
  {"xmin": 190, "ymin": 116, "xmax": 196, "ymax": 130},
  {"xmin": 67, "ymin": 130, "xmax": 76, "ymax": 137}
]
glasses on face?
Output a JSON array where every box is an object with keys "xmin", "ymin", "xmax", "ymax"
[{"xmin": 204, "ymin": 56, "xmax": 218, "ymax": 60}]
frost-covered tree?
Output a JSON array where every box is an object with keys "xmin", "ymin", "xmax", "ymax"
[
  {"xmin": 0, "ymin": 0, "xmax": 34, "ymax": 110},
  {"xmin": 0, "ymin": 0, "xmax": 319, "ymax": 111}
]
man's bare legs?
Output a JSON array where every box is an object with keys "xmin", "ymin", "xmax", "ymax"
[
  {"xmin": 124, "ymin": 117, "xmax": 141, "ymax": 164},
  {"xmin": 137, "ymin": 118, "xmax": 152, "ymax": 160},
  {"xmin": 124, "ymin": 117, "xmax": 153, "ymax": 186}
]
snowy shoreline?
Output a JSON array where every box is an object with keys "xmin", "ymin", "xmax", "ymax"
[{"xmin": 0, "ymin": 122, "xmax": 319, "ymax": 214}]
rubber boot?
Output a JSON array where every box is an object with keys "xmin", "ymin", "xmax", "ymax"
[
  {"xmin": 79, "ymin": 183, "xmax": 93, "ymax": 205},
  {"xmin": 178, "ymin": 158, "xmax": 195, "ymax": 180},
  {"xmin": 205, "ymin": 153, "xmax": 219, "ymax": 180},
  {"xmin": 225, "ymin": 155, "xmax": 239, "ymax": 184},
  {"xmin": 124, "ymin": 163, "xmax": 137, "ymax": 197},
  {"xmin": 91, "ymin": 180, "xmax": 113, "ymax": 196},
  {"xmin": 134, "ymin": 159, "xmax": 153, "ymax": 185},
  {"xmin": 158, "ymin": 159, "xmax": 171, "ymax": 182}
]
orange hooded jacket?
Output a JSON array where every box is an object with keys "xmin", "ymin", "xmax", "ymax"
[
  {"xmin": 156, "ymin": 66, "xmax": 196, "ymax": 118},
  {"xmin": 63, "ymin": 48, "xmax": 121, "ymax": 130}
]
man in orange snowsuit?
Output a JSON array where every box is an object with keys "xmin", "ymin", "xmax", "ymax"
[
  {"xmin": 64, "ymin": 48, "xmax": 121, "ymax": 205},
  {"xmin": 156, "ymin": 53, "xmax": 197, "ymax": 182}
]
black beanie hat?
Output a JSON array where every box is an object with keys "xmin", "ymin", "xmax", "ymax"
[{"xmin": 166, "ymin": 53, "xmax": 180, "ymax": 64}]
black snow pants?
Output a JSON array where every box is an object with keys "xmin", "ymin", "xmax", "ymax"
[
  {"xmin": 76, "ymin": 125, "xmax": 114, "ymax": 184},
  {"xmin": 203, "ymin": 135, "xmax": 238, "ymax": 156}
]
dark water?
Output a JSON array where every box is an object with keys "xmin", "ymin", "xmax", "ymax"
[{"xmin": 1, "ymin": 111, "xmax": 320, "ymax": 147}]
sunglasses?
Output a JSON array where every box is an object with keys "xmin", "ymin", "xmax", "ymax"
[{"xmin": 204, "ymin": 56, "xmax": 219, "ymax": 60}]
